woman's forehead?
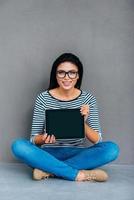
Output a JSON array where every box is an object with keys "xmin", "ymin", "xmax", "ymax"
[{"xmin": 57, "ymin": 62, "xmax": 78, "ymax": 71}]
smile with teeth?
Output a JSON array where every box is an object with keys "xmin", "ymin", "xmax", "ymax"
[{"xmin": 62, "ymin": 81, "xmax": 72, "ymax": 86}]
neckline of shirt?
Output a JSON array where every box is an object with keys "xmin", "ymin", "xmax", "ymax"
[{"xmin": 47, "ymin": 89, "xmax": 82, "ymax": 102}]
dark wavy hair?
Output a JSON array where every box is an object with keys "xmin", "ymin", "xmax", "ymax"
[{"xmin": 48, "ymin": 53, "xmax": 83, "ymax": 90}]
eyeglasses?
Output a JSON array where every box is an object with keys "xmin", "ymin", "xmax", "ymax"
[{"xmin": 56, "ymin": 70, "xmax": 78, "ymax": 79}]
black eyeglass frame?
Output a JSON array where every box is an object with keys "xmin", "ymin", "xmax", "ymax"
[{"xmin": 56, "ymin": 70, "xmax": 79, "ymax": 79}]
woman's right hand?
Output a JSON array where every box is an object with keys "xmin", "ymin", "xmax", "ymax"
[{"xmin": 34, "ymin": 133, "xmax": 56, "ymax": 145}]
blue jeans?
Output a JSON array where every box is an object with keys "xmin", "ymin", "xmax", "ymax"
[{"xmin": 11, "ymin": 139, "xmax": 119, "ymax": 181}]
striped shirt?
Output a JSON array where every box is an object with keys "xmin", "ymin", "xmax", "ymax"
[{"xmin": 30, "ymin": 90, "xmax": 102, "ymax": 148}]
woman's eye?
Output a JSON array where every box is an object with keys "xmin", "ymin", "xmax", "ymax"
[
  {"xmin": 58, "ymin": 71, "xmax": 65, "ymax": 74},
  {"xmin": 59, "ymin": 72, "xmax": 65, "ymax": 74},
  {"xmin": 69, "ymin": 71, "xmax": 76, "ymax": 75}
]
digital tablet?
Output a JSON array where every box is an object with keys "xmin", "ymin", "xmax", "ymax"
[{"xmin": 45, "ymin": 108, "xmax": 85, "ymax": 139}]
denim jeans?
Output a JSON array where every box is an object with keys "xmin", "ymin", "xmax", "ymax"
[{"xmin": 11, "ymin": 139, "xmax": 119, "ymax": 181}]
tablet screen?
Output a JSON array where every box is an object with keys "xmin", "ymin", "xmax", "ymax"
[{"xmin": 46, "ymin": 108, "xmax": 84, "ymax": 139}]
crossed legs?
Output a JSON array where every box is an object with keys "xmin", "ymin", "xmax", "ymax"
[{"xmin": 11, "ymin": 139, "xmax": 119, "ymax": 181}]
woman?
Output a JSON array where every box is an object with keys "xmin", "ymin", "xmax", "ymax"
[{"xmin": 11, "ymin": 53, "xmax": 119, "ymax": 182}]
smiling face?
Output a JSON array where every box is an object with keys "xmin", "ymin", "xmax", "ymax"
[{"xmin": 56, "ymin": 62, "xmax": 79, "ymax": 91}]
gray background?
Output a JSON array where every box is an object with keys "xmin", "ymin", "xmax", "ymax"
[{"xmin": 0, "ymin": 0, "xmax": 133, "ymax": 164}]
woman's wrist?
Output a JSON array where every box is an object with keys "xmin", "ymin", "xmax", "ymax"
[
  {"xmin": 34, "ymin": 134, "xmax": 44, "ymax": 145},
  {"xmin": 84, "ymin": 122, "xmax": 100, "ymax": 144}
]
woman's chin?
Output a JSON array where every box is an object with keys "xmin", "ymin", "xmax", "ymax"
[
  {"xmin": 63, "ymin": 87, "xmax": 72, "ymax": 90},
  {"xmin": 61, "ymin": 85, "xmax": 73, "ymax": 90}
]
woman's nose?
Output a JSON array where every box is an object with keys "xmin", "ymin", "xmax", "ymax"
[{"xmin": 64, "ymin": 74, "xmax": 70, "ymax": 79}]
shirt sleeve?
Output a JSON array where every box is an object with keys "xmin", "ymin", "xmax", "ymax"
[
  {"xmin": 30, "ymin": 94, "xmax": 46, "ymax": 143},
  {"xmin": 85, "ymin": 95, "xmax": 102, "ymax": 143}
]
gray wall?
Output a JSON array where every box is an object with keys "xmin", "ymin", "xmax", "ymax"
[{"xmin": 0, "ymin": 0, "xmax": 134, "ymax": 164}]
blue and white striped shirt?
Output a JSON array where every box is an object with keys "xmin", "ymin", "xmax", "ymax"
[{"xmin": 30, "ymin": 90, "xmax": 102, "ymax": 148}]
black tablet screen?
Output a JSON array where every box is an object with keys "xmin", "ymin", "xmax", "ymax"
[{"xmin": 46, "ymin": 108, "xmax": 84, "ymax": 139}]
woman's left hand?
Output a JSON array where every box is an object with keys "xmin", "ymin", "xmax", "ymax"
[{"xmin": 80, "ymin": 104, "xmax": 90, "ymax": 121}]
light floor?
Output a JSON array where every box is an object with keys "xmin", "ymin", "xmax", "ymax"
[{"xmin": 0, "ymin": 163, "xmax": 133, "ymax": 200}]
